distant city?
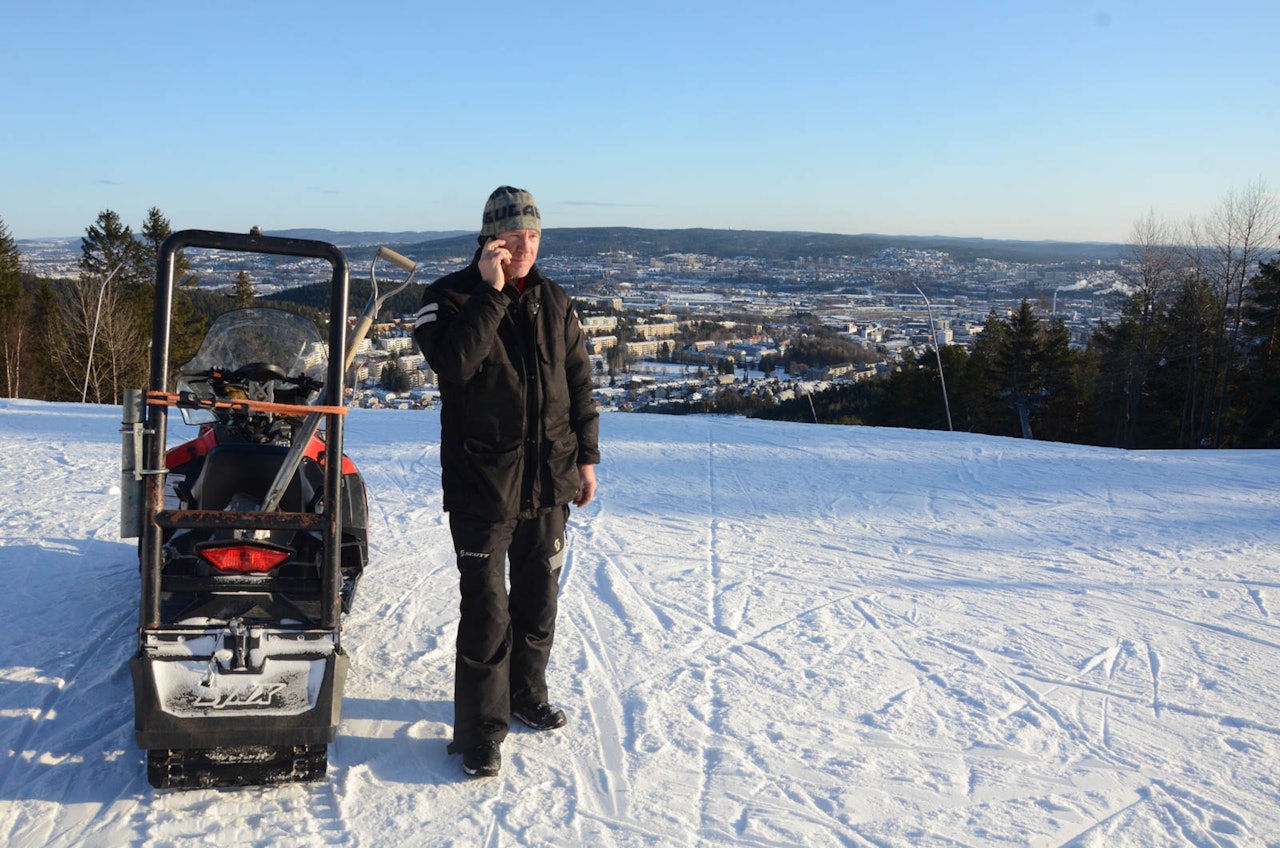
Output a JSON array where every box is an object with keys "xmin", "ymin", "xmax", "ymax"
[{"xmin": 17, "ymin": 228, "xmax": 1130, "ymax": 413}]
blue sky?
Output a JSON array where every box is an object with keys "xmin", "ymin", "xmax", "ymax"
[{"xmin": 2, "ymin": 0, "xmax": 1276, "ymax": 243}]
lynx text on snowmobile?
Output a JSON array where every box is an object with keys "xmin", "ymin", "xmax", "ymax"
[{"xmin": 120, "ymin": 229, "xmax": 417, "ymax": 789}]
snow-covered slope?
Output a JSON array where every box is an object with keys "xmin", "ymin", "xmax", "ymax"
[{"xmin": 1, "ymin": 399, "xmax": 1278, "ymax": 846}]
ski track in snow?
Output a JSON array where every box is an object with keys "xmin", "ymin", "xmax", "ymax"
[{"xmin": 2, "ymin": 400, "xmax": 1280, "ymax": 846}]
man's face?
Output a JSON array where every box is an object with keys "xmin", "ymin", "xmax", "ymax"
[{"xmin": 496, "ymin": 229, "xmax": 540, "ymax": 280}]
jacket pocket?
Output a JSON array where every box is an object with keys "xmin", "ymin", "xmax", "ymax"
[
  {"xmin": 456, "ymin": 439, "xmax": 523, "ymax": 514},
  {"xmin": 545, "ymin": 436, "xmax": 580, "ymax": 505}
]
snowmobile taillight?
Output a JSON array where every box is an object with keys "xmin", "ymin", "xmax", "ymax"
[{"xmin": 199, "ymin": 542, "xmax": 291, "ymax": 574}]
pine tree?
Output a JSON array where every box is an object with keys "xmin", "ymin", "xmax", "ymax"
[
  {"xmin": 0, "ymin": 218, "xmax": 19, "ymax": 281},
  {"xmin": 1162, "ymin": 270, "xmax": 1219, "ymax": 448},
  {"xmin": 878, "ymin": 349, "xmax": 947, "ymax": 430},
  {"xmin": 0, "ymin": 218, "xmax": 28, "ymax": 397},
  {"xmin": 29, "ymin": 281, "xmax": 67, "ymax": 400},
  {"xmin": 233, "ymin": 270, "xmax": 255, "ymax": 307},
  {"xmin": 963, "ymin": 300, "xmax": 1088, "ymax": 443},
  {"xmin": 380, "ymin": 356, "xmax": 411, "ymax": 393},
  {"xmin": 140, "ymin": 208, "xmax": 206, "ymax": 370},
  {"xmin": 1036, "ymin": 316, "xmax": 1089, "ymax": 443},
  {"xmin": 1239, "ymin": 259, "xmax": 1280, "ymax": 446},
  {"xmin": 79, "ymin": 210, "xmax": 145, "ymax": 286},
  {"xmin": 996, "ymin": 300, "xmax": 1047, "ymax": 438},
  {"xmin": 963, "ymin": 309, "xmax": 1014, "ymax": 435}
]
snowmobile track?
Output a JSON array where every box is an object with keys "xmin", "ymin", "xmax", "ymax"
[{"xmin": 134, "ymin": 767, "xmax": 354, "ymax": 847}]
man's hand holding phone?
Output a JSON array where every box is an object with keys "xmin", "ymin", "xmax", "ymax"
[{"xmin": 479, "ymin": 238, "xmax": 510, "ymax": 290}]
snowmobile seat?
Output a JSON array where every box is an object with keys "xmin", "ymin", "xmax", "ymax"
[{"xmin": 189, "ymin": 444, "xmax": 311, "ymax": 512}]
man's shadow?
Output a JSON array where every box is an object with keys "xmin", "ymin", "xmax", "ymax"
[{"xmin": 330, "ymin": 695, "xmax": 471, "ymax": 786}]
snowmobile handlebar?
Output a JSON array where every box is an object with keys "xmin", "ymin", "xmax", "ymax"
[
  {"xmin": 375, "ymin": 246, "xmax": 416, "ymax": 273},
  {"xmin": 179, "ymin": 364, "xmax": 324, "ymax": 401},
  {"xmin": 344, "ymin": 246, "xmax": 419, "ymax": 371}
]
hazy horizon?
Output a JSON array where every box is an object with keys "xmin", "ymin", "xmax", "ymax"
[{"xmin": 13, "ymin": 223, "xmax": 1131, "ymax": 247}]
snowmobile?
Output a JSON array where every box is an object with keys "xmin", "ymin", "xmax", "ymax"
[{"xmin": 120, "ymin": 228, "xmax": 416, "ymax": 789}]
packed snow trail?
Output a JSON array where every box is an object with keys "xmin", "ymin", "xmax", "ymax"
[{"xmin": 2, "ymin": 399, "xmax": 1279, "ymax": 846}]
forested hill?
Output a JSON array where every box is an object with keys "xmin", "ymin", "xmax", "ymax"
[
  {"xmin": 311, "ymin": 227, "xmax": 1126, "ymax": 266},
  {"xmin": 262, "ymin": 226, "xmax": 1127, "ymax": 317},
  {"xmin": 269, "ymin": 228, "xmax": 469, "ymax": 246}
]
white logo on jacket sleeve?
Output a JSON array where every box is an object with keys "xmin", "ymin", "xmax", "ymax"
[{"xmin": 415, "ymin": 302, "xmax": 439, "ymax": 328}]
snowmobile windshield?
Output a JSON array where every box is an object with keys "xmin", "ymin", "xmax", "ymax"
[{"xmin": 175, "ymin": 308, "xmax": 329, "ymax": 403}]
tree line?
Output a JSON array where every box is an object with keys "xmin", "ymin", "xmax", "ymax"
[
  {"xmin": 756, "ymin": 185, "xmax": 1280, "ymax": 449},
  {"xmin": 2, "ymin": 184, "xmax": 1276, "ymax": 449},
  {"xmin": 0, "ymin": 209, "xmax": 322, "ymax": 404}
]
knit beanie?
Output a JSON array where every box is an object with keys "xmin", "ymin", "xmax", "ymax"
[{"xmin": 480, "ymin": 186, "xmax": 541, "ymax": 239}]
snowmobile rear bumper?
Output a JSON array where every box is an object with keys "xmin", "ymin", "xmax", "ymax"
[{"xmin": 130, "ymin": 625, "xmax": 347, "ymax": 751}]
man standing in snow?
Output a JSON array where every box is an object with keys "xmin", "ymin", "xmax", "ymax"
[{"xmin": 413, "ymin": 186, "xmax": 600, "ymax": 778}]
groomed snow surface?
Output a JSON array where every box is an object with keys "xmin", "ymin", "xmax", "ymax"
[{"xmin": 1, "ymin": 399, "xmax": 1278, "ymax": 847}]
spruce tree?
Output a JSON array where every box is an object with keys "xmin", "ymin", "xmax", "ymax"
[
  {"xmin": 997, "ymin": 300, "xmax": 1047, "ymax": 438},
  {"xmin": 1239, "ymin": 259, "xmax": 1280, "ymax": 446},
  {"xmin": 964, "ymin": 309, "xmax": 1014, "ymax": 436},
  {"xmin": 0, "ymin": 218, "xmax": 19, "ymax": 281},
  {"xmin": 29, "ymin": 282, "xmax": 68, "ymax": 400},
  {"xmin": 1036, "ymin": 316, "xmax": 1088, "ymax": 444},
  {"xmin": 0, "ymin": 218, "xmax": 28, "ymax": 397},
  {"xmin": 79, "ymin": 210, "xmax": 144, "ymax": 285},
  {"xmin": 233, "ymin": 269, "xmax": 255, "ymax": 307},
  {"xmin": 140, "ymin": 208, "xmax": 206, "ymax": 370}
]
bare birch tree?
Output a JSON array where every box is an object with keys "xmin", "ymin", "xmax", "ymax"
[
  {"xmin": 1113, "ymin": 210, "xmax": 1181, "ymax": 446},
  {"xmin": 1193, "ymin": 181, "xmax": 1279, "ymax": 446},
  {"xmin": 52, "ymin": 210, "xmax": 150, "ymax": 404}
]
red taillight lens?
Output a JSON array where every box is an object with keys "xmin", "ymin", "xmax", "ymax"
[{"xmin": 199, "ymin": 543, "xmax": 291, "ymax": 574}]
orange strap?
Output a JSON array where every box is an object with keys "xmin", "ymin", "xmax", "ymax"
[{"xmin": 145, "ymin": 390, "xmax": 347, "ymax": 417}]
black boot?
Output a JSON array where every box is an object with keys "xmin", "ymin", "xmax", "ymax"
[
  {"xmin": 513, "ymin": 701, "xmax": 567, "ymax": 731},
  {"xmin": 458, "ymin": 740, "xmax": 501, "ymax": 777}
]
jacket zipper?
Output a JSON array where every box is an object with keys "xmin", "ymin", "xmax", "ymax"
[{"xmin": 514, "ymin": 292, "xmax": 541, "ymax": 512}]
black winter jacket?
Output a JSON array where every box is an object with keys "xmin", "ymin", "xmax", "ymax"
[{"xmin": 413, "ymin": 260, "xmax": 599, "ymax": 521}]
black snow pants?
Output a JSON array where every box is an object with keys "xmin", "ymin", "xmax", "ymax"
[{"xmin": 447, "ymin": 506, "xmax": 568, "ymax": 750}]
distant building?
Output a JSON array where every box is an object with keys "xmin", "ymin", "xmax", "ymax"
[
  {"xmin": 581, "ymin": 315, "xmax": 619, "ymax": 334},
  {"xmin": 587, "ymin": 335, "xmax": 618, "ymax": 354},
  {"xmin": 625, "ymin": 339, "xmax": 676, "ymax": 358},
  {"xmin": 379, "ymin": 336, "xmax": 417, "ymax": 354},
  {"xmin": 633, "ymin": 322, "xmax": 678, "ymax": 340},
  {"xmin": 822, "ymin": 363, "xmax": 877, "ymax": 382}
]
